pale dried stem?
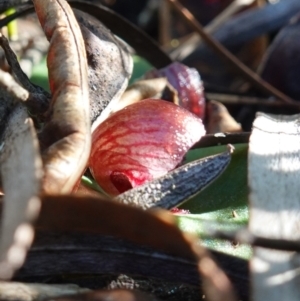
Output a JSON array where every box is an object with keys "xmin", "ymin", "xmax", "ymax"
[{"xmin": 0, "ymin": 68, "xmax": 28, "ymax": 101}]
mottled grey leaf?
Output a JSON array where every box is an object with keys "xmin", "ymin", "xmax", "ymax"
[
  {"xmin": 74, "ymin": 10, "xmax": 133, "ymax": 130},
  {"xmin": 115, "ymin": 146, "xmax": 233, "ymax": 210}
]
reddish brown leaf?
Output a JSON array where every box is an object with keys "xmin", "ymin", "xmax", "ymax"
[
  {"xmin": 33, "ymin": 0, "xmax": 91, "ymax": 194},
  {"xmin": 37, "ymin": 194, "xmax": 237, "ymax": 301}
]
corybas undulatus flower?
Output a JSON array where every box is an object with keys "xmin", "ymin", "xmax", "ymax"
[{"xmin": 89, "ymin": 99, "xmax": 205, "ymax": 196}]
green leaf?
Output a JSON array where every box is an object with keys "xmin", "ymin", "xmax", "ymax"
[
  {"xmin": 129, "ymin": 55, "xmax": 153, "ymax": 85},
  {"xmin": 176, "ymin": 144, "xmax": 250, "ymax": 259},
  {"xmin": 30, "ymin": 57, "xmax": 50, "ymax": 92},
  {"xmin": 181, "ymin": 144, "xmax": 248, "ymax": 214}
]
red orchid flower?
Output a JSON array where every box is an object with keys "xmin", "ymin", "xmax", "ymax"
[{"xmin": 89, "ymin": 99, "xmax": 205, "ymax": 196}]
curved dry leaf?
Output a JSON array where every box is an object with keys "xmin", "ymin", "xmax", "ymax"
[
  {"xmin": 0, "ymin": 104, "xmax": 42, "ymax": 280},
  {"xmin": 74, "ymin": 9, "xmax": 133, "ymax": 129},
  {"xmin": 37, "ymin": 194, "xmax": 237, "ymax": 301},
  {"xmin": 33, "ymin": 0, "xmax": 91, "ymax": 194},
  {"xmin": 249, "ymin": 113, "xmax": 300, "ymax": 301}
]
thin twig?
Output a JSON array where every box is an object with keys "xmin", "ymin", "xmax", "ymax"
[
  {"xmin": 170, "ymin": 0, "xmax": 255, "ymax": 60},
  {"xmin": 166, "ymin": 0, "xmax": 296, "ymax": 104},
  {"xmin": 209, "ymin": 228, "xmax": 300, "ymax": 252},
  {"xmin": 0, "ymin": 33, "xmax": 50, "ymax": 114},
  {"xmin": 159, "ymin": 1, "xmax": 171, "ymax": 46},
  {"xmin": 193, "ymin": 132, "xmax": 250, "ymax": 148},
  {"xmin": 206, "ymin": 93, "xmax": 300, "ymax": 108},
  {"xmin": 0, "ymin": 33, "xmax": 34, "ymax": 92}
]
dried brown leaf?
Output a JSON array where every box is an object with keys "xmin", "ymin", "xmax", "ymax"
[
  {"xmin": 37, "ymin": 194, "xmax": 237, "ymax": 301},
  {"xmin": 33, "ymin": 0, "xmax": 91, "ymax": 194}
]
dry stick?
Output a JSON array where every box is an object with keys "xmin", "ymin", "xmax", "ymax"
[
  {"xmin": 206, "ymin": 93, "xmax": 300, "ymax": 108},
  {"xmin": 192, "ymin": 132, "xmax": 250, "ymax": 148},
  {"xmin": 209, "ymin": 228, "xmax": 300, "ymax": 253},
  {"xmin": 0, "ymin": 33, "xmax": 35, "ymax": 93},
  {"xmin": 166, "ymin": 0, "xmax": 296, "ymax": 105},
  {"xmin": 159, "ymin": 1, "xmax": 171, "ymax": 46},
  {"xmin": 170, "ymin": 0, "xmax": 256, "ymax": 60},
  {"xmin": 0, "ymin": 33, "xmax": 50, "ymax": 114}
]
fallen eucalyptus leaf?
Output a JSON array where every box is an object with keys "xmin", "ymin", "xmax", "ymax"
[
  {"xmin": 37, "ymin": 194, "xmax": 237, "ymax": 301},
  {"xmin": 0, "ymin": 104, "xmax": 42, "ymax": 280},
  {"xmin": 14, "ymin": 230, "xmax": 248, "ymax": 300},
  {"xmin": 33, "ymin": 0, "xmax": 91, "ymax": 194},
  {"xmin": 249, "ymin": 113, "xmax": 300, "ymax": 301},
  {"xmin": 115, "ymin": 145, "xmax": 232, "ymax": 210}
]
